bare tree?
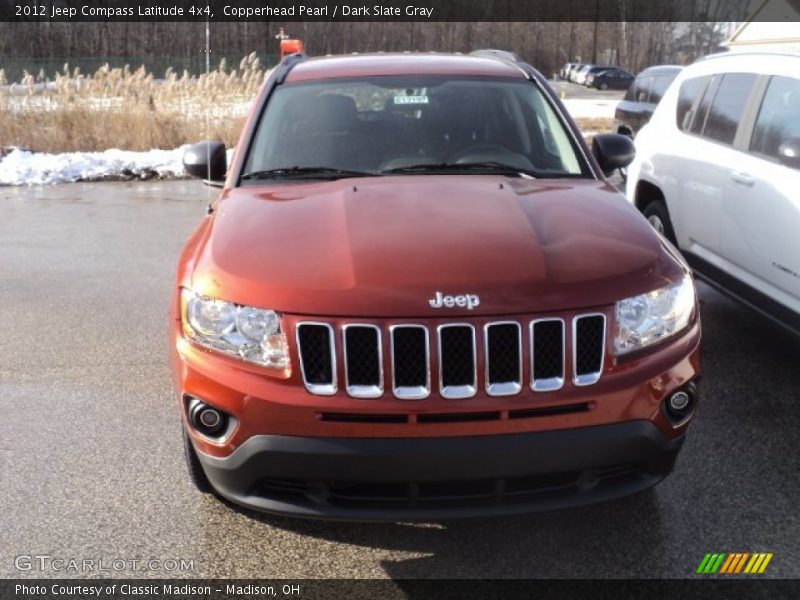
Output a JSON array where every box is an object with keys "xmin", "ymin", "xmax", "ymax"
[{"xmin": 0, "ymin": 19, "xmax": 747, "ymax": 83}]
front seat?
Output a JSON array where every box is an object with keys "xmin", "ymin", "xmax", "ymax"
[{"xmin": 284, "ymin": 94, "xmax": 375, "ymax": 170}]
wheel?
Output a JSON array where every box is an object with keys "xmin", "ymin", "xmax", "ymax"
[
  {"xmin": 183, "ymin": 426, "xmax": 213, "ymax": 493},
  {"xmin": 642, "ymin": 200, "xmax": 677, "ymax": 245},
  {"xmin": 600, "ymin": 82, "xmax": 609, "ymax": 90}
]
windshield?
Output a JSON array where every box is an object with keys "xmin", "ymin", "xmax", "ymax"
[{"xmin": 241, "ymin": 76, "xmax": 588, "ymax": 181}]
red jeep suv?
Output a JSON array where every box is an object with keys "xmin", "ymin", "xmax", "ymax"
[{"xmin": 172, "ymin": 50, "xmax": 701, "ymax": 520}]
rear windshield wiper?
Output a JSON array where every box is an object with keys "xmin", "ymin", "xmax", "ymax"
[
  {"xmin": 381, "ymin": 162, "xmax": 540, "ymax": 178},
  {"xmin": 241, "ymin": 166, "xmax": 375, "ymax": 181}
]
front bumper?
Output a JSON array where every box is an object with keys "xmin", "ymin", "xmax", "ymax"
[{"xmin": 194, "ymin": 420, "xmax": 683, "ymax": 520}]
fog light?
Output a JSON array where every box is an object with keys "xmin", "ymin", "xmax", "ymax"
[
  {"xmin": 198, "ymin": 407, "xmax": 222, "ymax": 429},
  {"xmin": 668, "ymin": 391, "xmax": 690, "ymax": 411},
  {"xmin": 664, "ymin": 382, "xmax": 697, "ymax": 424},
  {"xmin": 187, "ymin": 397, "xmax": 228, "ymax": 437}
]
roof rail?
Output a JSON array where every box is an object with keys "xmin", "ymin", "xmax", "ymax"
[
  {"xmin": 699, "ymin": 49, "xmax": 800, "ymax": 62},
  {"xmin": 469, "ymin": 49, "xmax": 524, "ymax": 64},
  {"xmin": 274, "ymin": 52, "xmax": 308, "ymax": 84}
]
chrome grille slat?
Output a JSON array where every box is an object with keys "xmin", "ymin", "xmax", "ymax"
[
  {"xmin": 390, "ymin": 325, "xmax": 430, "ymax": 400},
  {"xmin": 296, "ymin": 322, "xmax": 337, "ymax": 395},
  {"xmin": 530, "ymin": 318, "xmax": 566, "ymax": 392},
  {"xmin": 343, "ymin": 324, "xmax": 383, "ymax": 398},
  {"xmin": 573, "ymin": 314, "xmax": 606, "ymax": 386},
  {"xmin": 484, "ymin": 322, "xmax": 522, "ymax": 396},
  {"xmin": 438, "ymin": 324, "xmax": 477, "ymax": 399}
]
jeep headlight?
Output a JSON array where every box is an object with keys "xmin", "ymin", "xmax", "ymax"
[
  {"xmin": 181, "ymin": 289, "xmax": 289, "ymax": 369},
  {"xmin": 614, "ymin": 274, "xmax": 696, "ymax": 355}
]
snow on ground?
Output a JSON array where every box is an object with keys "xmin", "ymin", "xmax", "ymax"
[
  {"xmin": 562, "ymin": 98, "xmax": 618, "ymax": 120},
  {"xmin": 0, "ymin": 146, "xmax": 238, "ymax": 186},
  {"xmin": 1, "ymin": 82, "xmax": 58, "ymax": 95},
  {"xmin": 0, "ymin": 146, "xmax": 189, "ymax": 185}
]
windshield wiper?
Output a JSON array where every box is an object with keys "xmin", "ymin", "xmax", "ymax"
[
  {"xmin": 241, "ymin": 166, "xmax": 374, "ymax": 181},
  {"xmin": 381, "ymin": 161, "xmax": 539, "ymax": 178}
]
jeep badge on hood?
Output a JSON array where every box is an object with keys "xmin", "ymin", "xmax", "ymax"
[{"xmin": 429, "ymin": 292, "xmax": 481, "ymax": 310}]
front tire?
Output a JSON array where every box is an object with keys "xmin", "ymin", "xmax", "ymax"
[
  {"xmin": 600, "ymin": 82, "xmax": 609, "ymax": 90},
  {"xmin": 183, "ymin": 426, "xmax": 213, "ymax": 493},
  {"xmin": 642, "ymin": 200, "xmax": 677, "ymax": 245}
]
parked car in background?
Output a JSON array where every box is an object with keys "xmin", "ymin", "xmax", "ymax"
[
  {"xmin": 627, "ymin": 52, "xmax": 800, "ymax": 337},
  {"xmin": 586, "ymin": 68, "xmax": 635, "ymax": 90},
  {"xmin": 571, "ymin": 64, "xmax": 591, "ymax": 84},
  {"xmin": 577, "ymin": 65, "xmax": 615, "ymax": 86},
  {"xmin": 560, "ymin": 62, "xmax": 577, "ymax": 80},
  {"xmin": 614, "ymin": 66, "xmax": 683, "ymax": 138}
]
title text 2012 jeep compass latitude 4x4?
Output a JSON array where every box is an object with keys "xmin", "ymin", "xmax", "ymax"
[{"xmin": 171, "ymin": 51, "xmax": 701, "ymax": 520}]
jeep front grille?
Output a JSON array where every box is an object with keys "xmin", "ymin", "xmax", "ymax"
[
  {"xmin": 390, "ymin": 325, "xmax": 430, "ymax": 399},
  {"xmin": 296, "ymin": 323, "xmax": 336, "ymax": 395},
  {"xmin": 437, "ymin": 324, "xmax": 477, "ymax": 399},
  {"xmin": 485, "ymin": 322, "xmax": 522, "ymax": 396},
  {"xmin": 573, "ymin": 314, "xmax": 606, "ymax": 386},
  {"xmin": 295, "ymin": 313, "xmax": 607, "ymax": 398},
  {"xmin": 531, "ymin": 319, "xmax": 565, "ymax": 391},
  {"xmin": 343, "ymin": 324, "xmax": 382, "ymax": 398}
]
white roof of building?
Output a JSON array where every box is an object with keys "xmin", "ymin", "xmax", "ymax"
[{"xmin": 725, "ymin": 0, "xmax": 800, "ymax": 49}]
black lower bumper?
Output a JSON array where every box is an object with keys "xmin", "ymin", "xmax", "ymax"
[{"xmin": 194, "ymin": 420, "xmax": 683, "ymax": 521}]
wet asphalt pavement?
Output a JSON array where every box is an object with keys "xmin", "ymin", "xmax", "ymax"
[{"xmin": 1, "ymin": 180, "xmax": 798, "ymax": 579}]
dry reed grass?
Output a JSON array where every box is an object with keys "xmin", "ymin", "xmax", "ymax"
[{"xmin": 0, "ymin": 54, "xmax": 265, "ymax": 152}]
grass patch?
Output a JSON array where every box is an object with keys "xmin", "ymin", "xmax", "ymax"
[{"xmin": 574, "ymin": 117, "xmax": 615, "ymax": 135}]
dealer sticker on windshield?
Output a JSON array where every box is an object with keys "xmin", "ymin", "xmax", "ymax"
[{"xmin": 393, "ymin": 95, "xmax": 429, "ymax": 105}]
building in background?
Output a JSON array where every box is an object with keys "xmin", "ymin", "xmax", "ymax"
[{"xmin": 724, "ymin": 0, "xmax": 800, "ymax": 51}]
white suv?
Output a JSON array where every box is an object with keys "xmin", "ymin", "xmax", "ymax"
[{"xmin": 627, "ymin": 52, "xmax": 800, "ymax": 336}]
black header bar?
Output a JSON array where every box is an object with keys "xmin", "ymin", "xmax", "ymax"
[
  {"xmin": 0, "ymin": 0, "xmax": 791, "ymax": 22},
  {"xmin": 3, "ymin": 579, "xmax": 799, "ymax": 600}
]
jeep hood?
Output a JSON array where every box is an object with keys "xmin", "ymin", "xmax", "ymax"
[{"xmin": 189, "ymin": 176, "xmax": 684, "ymax": 317}]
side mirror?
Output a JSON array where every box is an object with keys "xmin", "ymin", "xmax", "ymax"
[
  {"xmin": 592, "ymin": 133, "xmax": 636, "ymax": 176},
  {"xmin": 777, "ymin": 137, "xmax": 800, "ymax": 170},
  {"xmin": 183, "ymin": 141, "xmax": 227, "ymax": 186}
]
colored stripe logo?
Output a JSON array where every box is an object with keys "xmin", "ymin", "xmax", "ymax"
[{"xmin": 696, "ymin": 552, "xmax": 773, "ymax": 574}]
